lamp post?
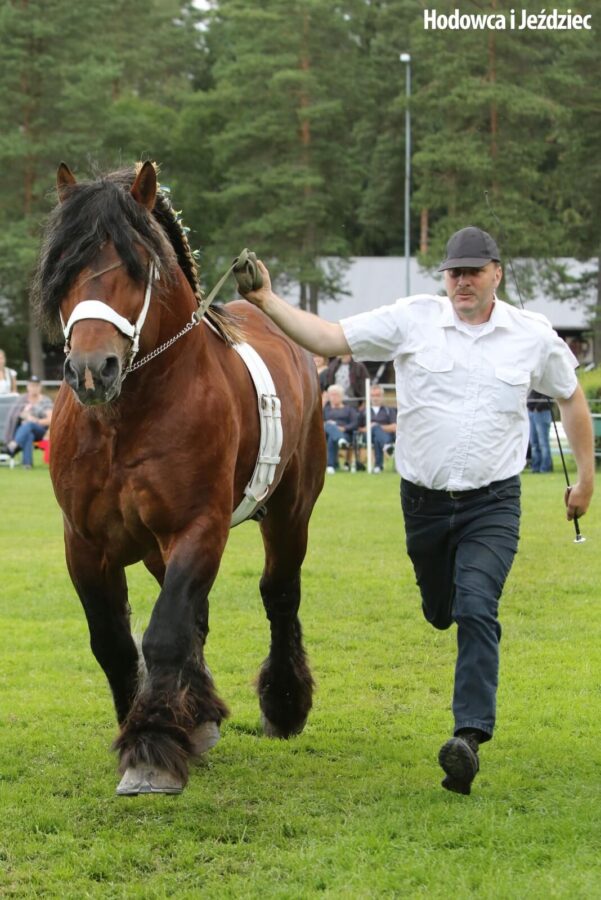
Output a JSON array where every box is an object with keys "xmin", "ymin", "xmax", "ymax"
[{"xmin": 400, "ymin": 52, "xmax": 411, "ymax": 297}]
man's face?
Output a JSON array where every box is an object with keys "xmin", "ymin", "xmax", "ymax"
[
  {"xmin": 444, "ymin": 262, "xmax": 502, "ymax": 323},
  {"xmin": 370, "ymin": 387, "xmax": 383, "ymax": 405},
  {"xmin": 327, "ymin": 387, "xmax": 344, "ymax": 407}
]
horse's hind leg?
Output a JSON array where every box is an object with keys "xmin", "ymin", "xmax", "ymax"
[{"xmin": 258, "ymin": 507, "xmax": 314, "ymax": 738}]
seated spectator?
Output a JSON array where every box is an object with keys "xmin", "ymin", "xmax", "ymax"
[
  {"xmin": 323, "ymin": 354, "xmax": 369, "ymax": 402},
  {"xmin": 358, "ymin": 384, "xmax": 397, "ymax": 473},
  {"xmin": 4, "ymin": 376, "xmax": 53, "ymax": 469},
  {"xmin": 323, "ymin": 385, "xmax": 358, "ymax": 474},
  {"xmin": 0, "ymin": 349, "xmax": 17, "ymax": 394}
]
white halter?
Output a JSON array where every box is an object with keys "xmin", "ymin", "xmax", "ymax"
[{"xmin": 62, "ymin": 260, "xmax": 159, "ymax": 372}]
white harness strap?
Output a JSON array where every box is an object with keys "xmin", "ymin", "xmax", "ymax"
[
  {"xmin": 62, "ymin": 261, "xmax": 159, "ymax": 373},
  {"xmin": 64, "ymin": 301, "xmax": 136, "ymax": 342},
  {"xmin": 231, "ymin": 342, "xmax": 283, "ymax": 527}
]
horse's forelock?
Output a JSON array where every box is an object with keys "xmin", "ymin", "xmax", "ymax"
[
  {"xmin": 32, "ymin": 164, "xmax": 242, "ymax": 346},
  {"xmin": 32, "ymin": 171, "xmax": 176, "ymax": 339}
]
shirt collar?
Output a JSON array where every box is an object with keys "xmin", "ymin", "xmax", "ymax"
[{"xmin": 440, "ymin": 295, "xmax": 513, "ymax": 334}]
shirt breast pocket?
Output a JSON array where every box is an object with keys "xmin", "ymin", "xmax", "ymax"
[
  {"xmin": 414, "ymin": 350, "xmax": 454, "ymax": 374},
  {"xmin": 494, "ymin": 366, "xmax": 529, "ymax": 414},
  {"xmin": 408, "ymin": 350, "xmax": 454, "ymax": 401}
]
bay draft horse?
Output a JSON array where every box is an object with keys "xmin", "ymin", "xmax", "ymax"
[{"xmin": 33, "ymin": 161, "xmax": 325, "ymax": 794}]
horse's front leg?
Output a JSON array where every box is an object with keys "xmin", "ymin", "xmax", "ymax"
[
  {"xmin": 65, "ymin": 530, "xmax": 139, "ymax": 725},
  {"xmin": 114, "ymin": 524, "xmax": 229, "ymax": 795}
]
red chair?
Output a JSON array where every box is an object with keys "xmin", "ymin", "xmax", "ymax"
[{"xmin": 34, "ymin": 439, "xmax": 51, "ymax": 464}]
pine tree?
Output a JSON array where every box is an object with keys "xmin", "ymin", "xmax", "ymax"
[
  {"xmin": 0, "ymin": 0, "xmax": 110, "ymax": 373},
  {"xmin": 409, "ymin": 0, "xmax": 568, "ymax": 281},
  {"xmin": 548, "ymin": 19, "xmax": 601, "ymax": 359},
  {"xmin": 98, "ymin": 0, "xmax": 203, "ymax": 166},
  {"xmin": 0, "ymin": 0, "xmax": 199, "ymax": 375},
  {"xmin": 174, "ymin": 0, "xmax": 364, "ymax": 312},
  {"xmin": 351, "ymin": 0, "xmax": 418, "ymax": 255},
  {"xmin": 346, "ymin": 0, "xmax": 581, "ymax": 287}
]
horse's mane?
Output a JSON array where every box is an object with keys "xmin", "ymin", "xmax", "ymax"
[{"xmin": 32, "ymin": 164, "xmax": 242, "ymax": 345}]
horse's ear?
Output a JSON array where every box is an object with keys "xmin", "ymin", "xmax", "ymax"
[
  {"xmin": 57, "ymin": 162, "xmax": 77, "ymax": 202},
  {"xmin": 131, "ymin": 161, "xmax": 157, "ymax": 211}
]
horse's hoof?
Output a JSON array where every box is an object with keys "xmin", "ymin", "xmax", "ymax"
[
  {"xmin": 261, "ymin": 712, "xmax": 307, "ymax": 739},
  {"xmin": 191, "ymin": 720, "xmax": 221, "ymax": 755},
  {"xmin": 261, "ymin": 713, "xmax": 281, "ymax": 737},
  {"xmin": 116, "ymin": 766, "xmax": 184, "ymax": 796}
]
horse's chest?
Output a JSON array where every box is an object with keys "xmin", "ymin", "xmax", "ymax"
[{"xmin": 57, "ymin": 448, "xmax": 151, "ymax": 551}]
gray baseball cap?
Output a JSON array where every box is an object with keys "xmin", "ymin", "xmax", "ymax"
[{"xmin": 438, "ymin": 227, "xmax": 501, "ymax": 271}]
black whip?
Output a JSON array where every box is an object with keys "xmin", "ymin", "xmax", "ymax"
[{"xmin": 484, "ymin": 191, "xmax": 585, "ymax": 543}]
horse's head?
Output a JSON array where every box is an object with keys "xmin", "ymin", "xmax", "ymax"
[
  {"xmin": 34, "ymin": 160, "xmax": 243, "ymax": 406},
  {"xmin": 56, "ymin": 162, "xmax": 160, "ymax": 406}
]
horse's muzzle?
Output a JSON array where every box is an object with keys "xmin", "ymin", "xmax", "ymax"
[{"xmin": 64, "ymin": 352, "xmax": 123, "ymax": 405}]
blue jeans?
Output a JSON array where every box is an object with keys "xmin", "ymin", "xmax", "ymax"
[
  {"xmin": 371, "ymin": 425, "xmax": 394, "ymax": 468},
  {"xmin": 528, "ymin": 409, "xmax": 553, "ymax": 472},
  {"xmin": 401, "ymin": 476, "xmax": 521, "ymax": 740},
  {"xmin": 13, "ymin": 421, "xmax": 47, "ymax": 466},
  {"xmin": 324, "ymin": 422, "xmax": 352, "ymax": 469}
]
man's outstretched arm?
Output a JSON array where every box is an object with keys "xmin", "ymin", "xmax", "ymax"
[{"xmin": 241, "ymin": 260, "xmax": 351, "ymax": 358}]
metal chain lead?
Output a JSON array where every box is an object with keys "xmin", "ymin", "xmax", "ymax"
[{"xmin": 123, "ymin": 315, "xmax": 200, "ymax": 374}]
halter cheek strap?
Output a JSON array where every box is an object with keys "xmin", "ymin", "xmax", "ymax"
[{"xmin": 61, "ymin": 261, "xmax": 159, "ymax": 372}]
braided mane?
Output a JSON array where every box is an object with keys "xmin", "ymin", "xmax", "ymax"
[
  {"xmin": 32, "ymin": 164, "xmax": 243, "ymax": 345},
  {"xmin": 151, "ymin": 184, "xmax": 243, "ymax": 345}
]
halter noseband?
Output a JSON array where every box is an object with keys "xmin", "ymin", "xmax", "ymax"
[{"xmin": 61, "ymin": 260, "xmax": 160, "ymax": 375}]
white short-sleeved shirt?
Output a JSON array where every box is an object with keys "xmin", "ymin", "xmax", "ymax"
[{"xmin": 341, "ymin": 294, "xmax": 578, "ymax": 491}]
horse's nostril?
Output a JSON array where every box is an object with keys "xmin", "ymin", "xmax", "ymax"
[
  {"xmin": 64, "ymin": 357, "xmax": 79, "ymax": 388},
  {"xmin": 99, "ymin": 355, "xmax": 120, "ymax": 384}
]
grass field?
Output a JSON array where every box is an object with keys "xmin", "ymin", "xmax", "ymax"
[{"xmin": 1, "ymin": 460, "xmax": 600, "ymax": 898}]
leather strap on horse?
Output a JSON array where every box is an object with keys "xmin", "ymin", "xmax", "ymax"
[{"xmin": 193, "ymin": 248, "xmax": 263, "ymax": 324}]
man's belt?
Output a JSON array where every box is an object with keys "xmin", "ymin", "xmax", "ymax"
[{"xmin": 403, "ymin": 475, "xmax": 519, "ymax": 501}]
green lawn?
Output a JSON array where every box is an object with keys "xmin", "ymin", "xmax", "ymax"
[{"xmin": 0, "ymin": 460, "xmax": 600, "ymax": 898}]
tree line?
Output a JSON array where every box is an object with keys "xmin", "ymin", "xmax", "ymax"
[{"xmin": 0, "ymin": 0, "xmax": 599, "ymax": 376}]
